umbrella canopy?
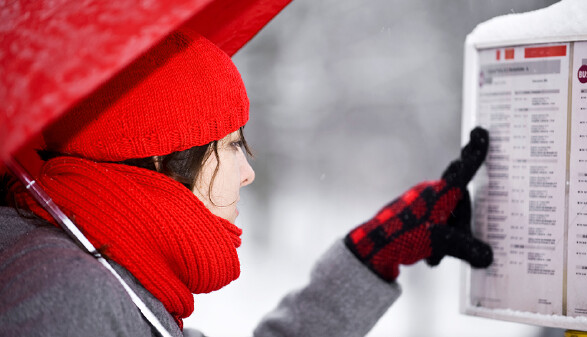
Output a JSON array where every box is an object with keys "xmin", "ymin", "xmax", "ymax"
[
  {"xmin": 0, "ymin": 0, "xmax": 291, "ymax": 162},
  {"xmin": 0, "ymin": 3, "xmax": 292, "ymax": 332}
]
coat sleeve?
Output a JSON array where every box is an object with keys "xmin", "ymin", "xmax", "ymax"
[{"xmin": 253, "ymin": 239, "xmax": 401, "ymax": 337}]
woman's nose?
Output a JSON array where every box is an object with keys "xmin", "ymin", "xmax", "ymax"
[{"xmin": 240, "ymin": 157, "xmax": 255, "ymax": 187}]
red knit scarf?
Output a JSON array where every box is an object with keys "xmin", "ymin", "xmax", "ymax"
[{"xmin": 12, "ymin": 156, "xmax": 242, "ymax": 328}]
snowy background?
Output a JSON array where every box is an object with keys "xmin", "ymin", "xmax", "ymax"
[{"xmin": 186, "ymin": 1, "xmax": 564, "ymax": 336}]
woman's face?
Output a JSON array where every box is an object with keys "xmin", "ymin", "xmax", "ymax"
[{"xmin": 192, "ymin": 131, "xmax": 255, "ymax": 223}]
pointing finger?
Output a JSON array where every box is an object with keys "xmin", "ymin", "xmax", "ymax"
[{"xmin": 441, "ymin": 127, "xmax": 489, "ymax": 187}]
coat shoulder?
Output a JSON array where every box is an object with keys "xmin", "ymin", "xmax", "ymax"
[{"xmin": 0, "ymin": 214, "xmax": 152, "ymax": 336}]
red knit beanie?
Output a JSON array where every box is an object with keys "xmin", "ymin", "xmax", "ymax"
[{"xmin": 43, "ymin": 28, "xmax": 249, "ymax": 161}]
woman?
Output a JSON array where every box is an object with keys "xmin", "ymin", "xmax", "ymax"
[{"xmin": 0, "ymin": 28, "xmax": 492, "ymax": 336}]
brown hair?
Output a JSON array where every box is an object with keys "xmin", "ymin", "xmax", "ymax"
[
  {"xmin": 2, "ymin": 128, "xmax": 252, "ymax": 209},
  {"xmin": 120, "ymin": 127, "xmax": 252, "ymax": 194}
]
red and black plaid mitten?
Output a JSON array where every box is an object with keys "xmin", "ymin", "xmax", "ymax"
[{"xmin": 345, "ymin": 127, "xmax": 493, "ymax": 282}]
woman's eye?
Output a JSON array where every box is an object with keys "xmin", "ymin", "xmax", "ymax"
[{"xmin": 230, "ymin": 141, "xmax": 244, "ymax": 150}]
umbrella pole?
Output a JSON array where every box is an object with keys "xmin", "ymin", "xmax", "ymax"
[{"xmin": 3, "ymin": 157, "xmax": 173, "ymax": 337}]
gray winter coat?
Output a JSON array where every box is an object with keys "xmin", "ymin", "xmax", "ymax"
[{"xmin": 0, "ymin": 207, "xmax": 400, "ymax": 337}]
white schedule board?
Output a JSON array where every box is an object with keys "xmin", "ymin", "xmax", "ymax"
[
  {"xmin": 462, "ymin": 40, "xmax": 587, "ymax": 329},
  {"xmin": 460, "ymin": 0, "xmax": 587, "ymax": 329}
]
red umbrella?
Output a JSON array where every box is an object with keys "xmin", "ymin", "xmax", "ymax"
[
  {"xmin": 0, "ymin": 0, "xmax": 291, "ymax": 162},
  {"xmin": 0, "ymin": 1, "xmax": 290, "ymax": 335}
]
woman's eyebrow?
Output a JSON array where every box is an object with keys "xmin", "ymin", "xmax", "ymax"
[
  {"xmin": 223, "ymin": 132, "xmax": 241, "ymax": 145},
  {"xmin": 232, "ymin": 132, "xmax": 243, "ymax": 142}
]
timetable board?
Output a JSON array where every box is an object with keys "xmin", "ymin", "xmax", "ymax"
[{"xmin": 460, "ymin": 14, "xmax": 587, "ymax": 329}]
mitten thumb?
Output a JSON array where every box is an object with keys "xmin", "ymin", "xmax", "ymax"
[{"xmin": 426, "ymin": 225, "xmax": 493, "ymax": 268}]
